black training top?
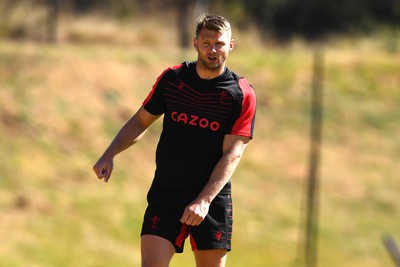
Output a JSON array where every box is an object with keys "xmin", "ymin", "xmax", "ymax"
[{"xmin": 142, "ymin": 61, "xmax": 256, "ymax": 206}]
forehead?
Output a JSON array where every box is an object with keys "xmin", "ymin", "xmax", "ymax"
[{"xmin": 197, "ymin": 29, "xmax": 231, "ymax": 41}]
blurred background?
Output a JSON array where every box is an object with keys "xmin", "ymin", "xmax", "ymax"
[{"xmin": 0, "ymin": 0, "xmax": 399, "ymax": 266}]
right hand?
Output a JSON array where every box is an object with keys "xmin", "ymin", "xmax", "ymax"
[{"xmin": 93, "ymin": 156, "xmax": 114, "ymax": 183}]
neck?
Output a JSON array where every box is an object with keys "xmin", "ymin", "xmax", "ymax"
[{"xmin": 196, "ymin": 61, "xmax": 225, "ymax": 80}]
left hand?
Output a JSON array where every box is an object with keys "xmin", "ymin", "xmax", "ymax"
[{"xmin": 180, "ymin": 199, "xmax": 210, "ymax": 226}]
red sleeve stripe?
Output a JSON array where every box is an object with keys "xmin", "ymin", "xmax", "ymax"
[
  {"xmin": 231, "ymin": 78, "xmax": 256, "ymax": 138},
  {"xmin": 142, "ymin": 63, "xmax": 183, "ymax": 106}
]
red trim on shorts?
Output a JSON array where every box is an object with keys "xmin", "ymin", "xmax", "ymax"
[
  {"xmin": 190, "ymin": 232, "xmax": 198, "ymax": 251},
  {"xmin": 175, "ymin": 224, "xmax": 189, "ymax": 249}
]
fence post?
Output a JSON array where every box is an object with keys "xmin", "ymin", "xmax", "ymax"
[{"xmin": 304, "ymin": 45, "xmax": 324, "ymax": 267}]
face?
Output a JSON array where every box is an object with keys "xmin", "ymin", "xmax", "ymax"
[{"xmin": 194, "ymin": 29, "xmax": 234, "ymax": 76}]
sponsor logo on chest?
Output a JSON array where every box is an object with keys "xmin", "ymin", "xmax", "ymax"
[{"xmin": 171, "ymin": 111, "xmax": 220, "ymax": 131}]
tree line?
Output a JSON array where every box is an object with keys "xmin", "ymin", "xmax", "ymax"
[
  {"xmin": 1, "ymin": 0, "xmax": 399, "ymax": 43},
  {"xmin": 62, "ymin": 0, "xmax": 400, "ymax": 40}
]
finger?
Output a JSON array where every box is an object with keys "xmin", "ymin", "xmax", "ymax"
[
  {"xmin": 185, "ymin": 214, "xmax": 202, "ymax": 226},
  {"xmin": 193, "ymin": 218, "xmax": 202, "ymax": 226},
  {"xmin": 93, "ymin": 164, "xmax": 104, "ymax": 178},
  {"xmin": 101, "ymin": 167, "xmax": 108, "ymax": 178},
  {"xmin": 180, "ymin": 211, "xmax": 190, "ymax": 224},
  {"xmin": 185, "ymin": 216, "xmax": 195, "ymax": 226},
  {"xmin": 93, "ymin": 165, "xmax": 109, "ymax": 182},
  {"xmin": 189, "ymin": 215, "xmax": 202, "ymax": 226},
  {"xmin": 102, "ymin": 168, "xmax": 112, "ymax": 183},
  {"xmin": 181, "ymin": 207, "xmax": 197, "ymax": 225}
]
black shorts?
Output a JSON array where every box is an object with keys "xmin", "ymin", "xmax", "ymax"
[{"xmin": 141, "ymin": 194, "xmax": 233, "ymax": 253}]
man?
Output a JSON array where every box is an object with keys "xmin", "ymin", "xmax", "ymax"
[{"xmin": 93, "ymin": 14, "xmax": 256, "ymax": 267}]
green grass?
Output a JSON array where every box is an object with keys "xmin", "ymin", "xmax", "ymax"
[{"xmin": 0, "ymin": 31, "xmax": 399, "ymax": 267}]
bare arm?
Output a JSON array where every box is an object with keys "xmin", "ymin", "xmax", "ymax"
[
  {"xmin": 93, "ymin": 107, "xmax": 161, "ymax": 183},
  {"xmin": 180, "ymin": 134, "xmax": 250, "ymax": 226}
]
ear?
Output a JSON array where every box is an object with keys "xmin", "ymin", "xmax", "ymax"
[
  {"xmin": 229, "ymin": 39, "xmax": 235, "ymax": 52},
  {"xmin": 193, "ymin": 37, "xmax": 198, "ymax": 51}
]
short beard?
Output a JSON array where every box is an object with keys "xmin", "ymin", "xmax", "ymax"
[{"xmin": 198, "ymin": 56, "xmax": 223, "ymax": 71}]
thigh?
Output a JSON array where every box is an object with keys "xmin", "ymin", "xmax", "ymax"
[
  {"xmin": 194, "ymin": 249, "xmax": 227, "ymax": 267},
  {"xmin": 141, "ymin": 204, "xmax": 189, "ymax": 253},
  {"xmin": 141, "ymin": 235, "xmax": 175, "ymax": 267}
]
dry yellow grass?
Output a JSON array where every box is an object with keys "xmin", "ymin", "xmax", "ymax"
[{"xmin": 0, "ymin": 13, "xmax": 399, "ymax": 266}]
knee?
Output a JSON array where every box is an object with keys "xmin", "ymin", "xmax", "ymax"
[
  {"xmin": 141, "ymin": 235, "xmax": 175, "ymax": 267},
  {"xmin": 141, "ymin": 250, "xmax": 173, "ymax": 267},
  {"xmin": 141, "ymin": 258, "xmax": 168, "ymax": 267}
]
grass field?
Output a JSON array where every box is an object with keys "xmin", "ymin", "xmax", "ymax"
[{"xmin": 0, "ymin": 19, "xmax": 399, "ymax": 267}]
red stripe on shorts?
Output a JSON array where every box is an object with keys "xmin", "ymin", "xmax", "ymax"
[{"xmin": 175, "ymin": 224, "xmax": 189, "ymax": 249}]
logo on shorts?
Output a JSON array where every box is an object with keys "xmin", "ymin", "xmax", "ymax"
[
  {"xmin": 150, "ymin": 216, "xmax": 160, "ymax": 229},
  {"xmin": 215, "ymin": 231, "xmax": 222, "ymax": 241}
]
